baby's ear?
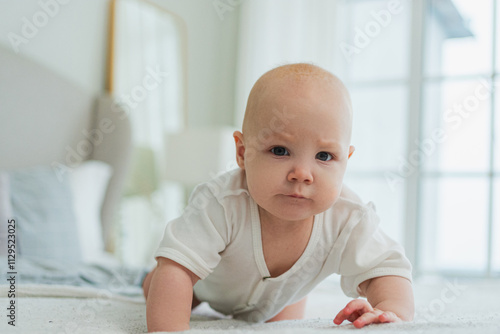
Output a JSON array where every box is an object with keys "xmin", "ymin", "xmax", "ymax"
[
  {"xmin": 233, "ymin": 131, "xmax": 246, "ymax": 169},
  {"xmin": 348, "ymin": 145, "xmax": 355, "ymax": 159}
]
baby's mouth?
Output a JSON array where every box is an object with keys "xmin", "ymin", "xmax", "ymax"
[{"xmin": 287, "ymin": 193, "xmax": 307, "ymax": 199}]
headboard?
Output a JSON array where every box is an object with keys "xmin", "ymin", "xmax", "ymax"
[{"xmin": 0, "ymin": 45, "xmax": 132, "ymax": 252}]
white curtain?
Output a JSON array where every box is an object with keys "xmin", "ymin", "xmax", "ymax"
[{"xmin": 234, "ymin": 0, "xmax": 341, "ymax": 126}]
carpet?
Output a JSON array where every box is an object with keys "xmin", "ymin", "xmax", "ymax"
[
  {"xmin": 187, "ymin": 277, "xmax": 500, "ymax": 334},
  {"xmin": 0, "ymin": 277, "xmax": 498, "ymax": 333}
]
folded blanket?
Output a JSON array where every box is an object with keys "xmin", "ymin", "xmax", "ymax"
[{"xmin": 0, "ymin": 255, "xmax": 146, "ymax": 297}]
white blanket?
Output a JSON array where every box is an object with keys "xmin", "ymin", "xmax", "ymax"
[{"xmin": 1, "ymin": 278, "xmax": 499, "ymax": 333}]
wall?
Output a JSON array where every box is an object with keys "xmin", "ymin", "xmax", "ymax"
[
  {"xmin": 0, "ymin": 0, "xmax": 111, "ymax": 96},
  {"xmin": 0, "ymin": 0, "xmax": 240, "ymax": 127}
]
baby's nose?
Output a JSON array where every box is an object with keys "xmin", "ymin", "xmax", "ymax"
[{"xmin": 287, "ymin": 166, "xmax": 313, "ymax": 184}]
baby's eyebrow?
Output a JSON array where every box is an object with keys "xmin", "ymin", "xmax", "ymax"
[
  {"xmin": 272, "ymin": 131, "xmax": 294, "ymax": 142},
  {"xmin": 270, "ymin": 132, "xmax": 344, "ymax": 151},
  {"xmin": 317, "ymin": 139, "xmax": 343, "ymax": 151}
]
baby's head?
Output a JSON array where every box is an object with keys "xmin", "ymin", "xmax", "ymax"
[{"xmin": 233, "ymin": 63, "xmax": 355, "ymax": 222}]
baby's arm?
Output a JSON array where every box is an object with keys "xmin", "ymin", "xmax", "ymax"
[
  {"xmin": 145, "ymin": 257, "xmax": 199, "ymax": 332},
  {"xmin": 334, "ymin": 275, "xmax": 414, "ymax": 328}
]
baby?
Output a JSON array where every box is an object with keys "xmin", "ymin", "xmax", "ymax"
[{"xmin": 143, "ymin": 63, "xmax": 414, "ymax": 332}]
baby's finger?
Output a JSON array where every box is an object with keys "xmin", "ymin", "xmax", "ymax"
[
  {"xmin": 352, "ymin": 311, "xmax": 380, "ymax": 329},
  {"xmin": 333, "ymin": 300, "xmax": 372, "ymax": 325},
  {"xmin": 346, "ymin": 311, "xmax": 362, "ymax": 324},
  {"xmin": 378, "ymin": 311, "xmax": 401, "ymax": 323},
  {"xmin": 333, "ymin": 306, "xmax": 357, "ymax": 324},
  {"xmin": 333, "ymin": 308, "xmax": 349, "ymax": 325},
  {"xmin": 344, "ymin": 299, "xmax": 373, "ymax": 314},
  {"xmin": 334, "ymin": 309, "xmax": 360, "ymax": 325}
]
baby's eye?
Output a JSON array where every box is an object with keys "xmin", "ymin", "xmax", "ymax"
[
  {"xmin": 316, "ymin": 151, "xmax": 333, "ymax": 161},
  {"xmin": 270, "ymin": 146, "xmax": 289, "ymax": 156}
]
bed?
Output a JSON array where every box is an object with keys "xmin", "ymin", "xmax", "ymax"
[
  {"xmin": 0, "ymin": 43, "xmax": 148, "ymax": 332},
  {"xmin": 1, "ymin": 45, "xmax": 500, "ymax": 334}
]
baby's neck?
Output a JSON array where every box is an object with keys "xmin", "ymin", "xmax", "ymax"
[
  {"xmin": 258, "ymin": 207, "xmax": 315, "ymax": 278},
  {"xmin": 258, "ymin": 207, "xmax": 314, "ymax": 235}
]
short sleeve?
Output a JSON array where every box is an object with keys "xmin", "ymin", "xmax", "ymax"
[
  {"xmin": 335, "ymin": 203, "xmax": 412, "ymax": 298},
  {"xmin": 154, "ymin": 184, "xmax": 229, "ymax": 279}
]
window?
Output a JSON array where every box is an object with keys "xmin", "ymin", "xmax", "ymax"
[
  {"xmin": 336, "ymin": 0, "xmax": 412, "ymax": 248},
  {"xmin": 337, "ymin": 0, "xmax": 499, "ymax": 277},
  {"xmin": 419, "ymin": 0, "xmax": 498, "ymax": 276}
]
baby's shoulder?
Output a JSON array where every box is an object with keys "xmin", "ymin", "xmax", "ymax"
[
  {"xmin": 189, "ymin": 168, "xmax": 251, "ymax": 221},
  {"xmin": 197, "ymin": 168, "xmax": 249, "ymax": 201},
  {"xmin": 335, "ymin": 184, "xmax": 372, "ymax": 209},
  {"xmin": 338, "ymin": 183, "xmax": 363, "ymax": 203},
  {"xmin": 183, "ymin": 169, "xmax": 251, "ymax": 240},
  {"xmin": 324, "ymin": 184, "xmax": 377, "ymax": 224}
]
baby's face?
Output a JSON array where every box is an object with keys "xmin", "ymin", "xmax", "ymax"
[{"xmin": 235, "ymin": 77, "xmax": 354, "ymax": 223}]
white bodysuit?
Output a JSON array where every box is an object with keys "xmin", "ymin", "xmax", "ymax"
[{"xmin": 155, "ymin": 168, "xmax": 412, "ymax": 322}]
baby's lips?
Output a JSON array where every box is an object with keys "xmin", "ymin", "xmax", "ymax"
[{"xmin": 286, "ymin": 193, "xmax": 307, "ymax": 199}]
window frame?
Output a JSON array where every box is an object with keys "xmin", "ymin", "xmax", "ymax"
[
  {"xmin": 340, "ymin": 0, "xmax": 499, "ymax": 278},
  {"xmin": 409, "ymin": 0, "xmax": 499, "ymax": 278}
]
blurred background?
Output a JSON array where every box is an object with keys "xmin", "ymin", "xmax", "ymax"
[{"xmin": 0, "ymin": 0, "xmax": 498, "ymax": 279}]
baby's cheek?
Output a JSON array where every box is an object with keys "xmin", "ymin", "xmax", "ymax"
[{"xmin": 319, "ymin": 184, "xmax": 342, "ymax": 207}]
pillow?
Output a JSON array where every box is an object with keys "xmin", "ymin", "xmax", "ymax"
[
  {"xmin": 0, "ymin": 172, "xmax": 13, "ymax": 256},
  {"xmin": 69, "ymin": 160, "xmax": 113, "ymax": 263},
  {"xmin": 8, "ymin": 165, "xmax": 82, "ymax": 263}
]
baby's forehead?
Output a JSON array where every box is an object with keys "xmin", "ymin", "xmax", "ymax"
[
  {"xmin": 267, "ymin": 63, "xmax": 333, "ymax": 78},
  {"xmin": 243, "ymin": 64, "xmax": 352, "ymax": 135},
  {"xmin": 262, "ymin": 66, "xmax": 337, "ymax": 90},
  {"xmin": 258, "ymin": 73, "xmax": 351, "ymax": 114},
  {"xmin": 260, "ymin": 65, "xmax": 349, "ymax": 101},
  {"xmin": 250, "ymin": 82, "xmax": 351, "ymax": 129}
]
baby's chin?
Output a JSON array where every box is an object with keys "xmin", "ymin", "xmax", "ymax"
[{"xmin": 259, "ymin": 199, "xmax": 335, "ymax": 223}]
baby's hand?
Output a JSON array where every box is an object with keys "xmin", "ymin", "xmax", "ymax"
[{"xmin": 333, "ymin": 299, "xmax": 401, "ymax": 328}]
